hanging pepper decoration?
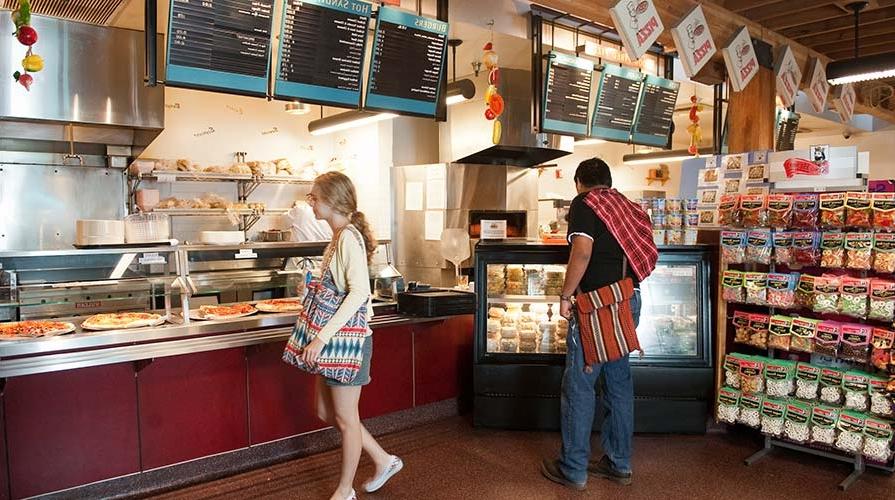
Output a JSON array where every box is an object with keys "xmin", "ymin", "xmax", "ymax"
[
  {"xmin": 10, "ymin": 0, "xmax": 41, "ymax": 91},
  {"xmin": 686, "ymin": 95, "xmax": 703, "ymax": 155},
  {"xmin": 482, "ymin": 28, "xmax": 504, "ymax": 144}
]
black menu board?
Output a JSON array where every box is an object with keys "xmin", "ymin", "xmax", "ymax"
[
  {"xmin": 364, "ymin": 7, "xmax": 448, "ymax": 117},
  {"xmin": 274, "ymin": 0, "xmax": 372, "ymax": 107},
  {"xmin": 541, "ymin": 52, "xmax": 593, "ymax": 136},
  {"xmin": 590, "ymin": 64, "xmax": 643, "ymax": 142},
  {"xmin": 775, "ymin": 109, "xmax": 800, "ymax": 152},
  {"xmin": 165, "ymin": 0, "xmax": 274, "ymax": 96},
  {"xmin": 632, "ymin": 75, "xmax": 680, "ymax": 147}
]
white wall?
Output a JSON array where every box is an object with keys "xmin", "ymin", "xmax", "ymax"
[{"xmin": 795, "ymin": 127, "xmax": 895, "ymax": 180}]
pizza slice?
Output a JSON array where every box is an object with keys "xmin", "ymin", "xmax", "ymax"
[
  {"xmin": 0, "ymin": 320, "xmax": 76, "ymax": 339},
  {"xmin": 255, "ymin": 298, "xmax": 303, "ymax": 313},
  {"xmin": 193, "ymin": 303, "xmax": 258, "ymax": 320}
]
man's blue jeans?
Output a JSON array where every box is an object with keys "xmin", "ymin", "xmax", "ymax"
[{"xmin": 558, "ymin": 291, "xmax": 641, "ymax": 484}]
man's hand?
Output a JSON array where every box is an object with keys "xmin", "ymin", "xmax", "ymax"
[
  {"xmin": 560, "ymin": 298, "xmax": 573, "ymax": 319},
  {"xmin": 301, "ymin": 337, "xmax": 326, "ymax": 365}
]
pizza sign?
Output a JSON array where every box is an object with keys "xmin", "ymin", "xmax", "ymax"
[
  {"xmin": 808, "ymin": 58, "xmax": 830, "ymax": 113},
  {"xmin": 671, "ymin": 5, "xmax": 716, "ymax": 78},
  {"xmin": 834, "ymin": 83, "xmax": 856, "ymax": 124},
  {"xmin": 722, "ymin": 27, "xmax": 758, "ymax": 92},
  {"xmin": 774, "ymin": 45, "xmax": 802, "ymax": 108},
  {"xmin": 609, "ymin": 0, "xmax": 665, "ymax": 61}
]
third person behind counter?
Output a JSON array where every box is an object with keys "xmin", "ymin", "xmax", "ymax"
[{"xmin": 540, "ymin": 158, "xmax": 658, "ymax": 491}]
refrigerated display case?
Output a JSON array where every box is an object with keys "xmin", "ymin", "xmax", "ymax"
[{"xmin": 473, "ymin": 241, "xmax": 715, "ymax": 433}]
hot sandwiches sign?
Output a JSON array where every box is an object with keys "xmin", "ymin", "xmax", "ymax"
[
  {"xmin": 670, "ymin": 5, "xmax": 716, "ymax": 78},
  {"xmin": 609, "ymin": 0, "xmax": 664, "ymax": 61}
]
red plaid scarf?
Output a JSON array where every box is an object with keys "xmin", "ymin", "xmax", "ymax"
[{"xmin": 582, "ymin": 188, "xmax": 658, "ymax": 282}]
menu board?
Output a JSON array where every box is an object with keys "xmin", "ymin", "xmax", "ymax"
[
  {"xmin": 541, "ymin": 52, "xmax": 593, "ymax": 136},
  {"xmin": 775, "ymin": 109, "xmax": 800, "ymax": 152},
  {"xmin": 165, "ymin": 0, "xmax": 274, "ymax": 96},
  {"xmin": 590, "ymin": 64, "xmax": 643, "ymax": 143},
  {"xmin": 631, "ymin": 75, "xmax": 680, "ymax": 147},
  {"xmin": 365, "ymin": 7, "xmax": 448, "ymax": 117},
  {"xmin": 274, "ymin": 0, "xmax": 372, "ymax": 107}
]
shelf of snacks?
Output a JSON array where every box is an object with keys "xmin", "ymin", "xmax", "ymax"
[
  {"xmin": 129, "ymin": 159, "xmax": 318, "ymax": 183},
  {"xmin": 637, "ymin": 198, "xmax": 700, "ymax": 246}
]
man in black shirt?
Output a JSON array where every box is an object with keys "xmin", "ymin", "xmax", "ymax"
[{"xmin": 541, "ymin": 158, "xmax": 642, "ymax": 490}]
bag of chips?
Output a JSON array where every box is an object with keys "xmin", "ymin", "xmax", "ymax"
[
  {"xmin": 746, "ymin": 230, "xmax": 773, "ymax": 265},
  {"xmin": 773, "ymin": 231, "xmax": 795, "ymax": 266},
  {"xmin": 765, "ymin": 359, "xmax": 796, "ymax": 398},
  {"xmin": 739, "ymin": 356, "xmax": 766, "ymax": 395},
  {"xmin": 845, "ymin": 192, "xmax": 873, "ymax": 229},
  {"xmin": 719, "ymin": 194, "xmax": 741, "ymax": 228},
  {"xmin": 869, "ymin": 376, "xmax": 893, "ymax": 418},
  {"xmin": 872, "ymin": 192, "xmax": 895, "ymax": 232},
  {"xmin": 795, "ymin": 274, "xmax": 816, "ymax": 309},
  {"xmin": 760, "ymin": 398, "xmax": 786, "ymax": 437},
  {"xmin": 820, "ymin": 193, "xmax": 847, "ymax": 229},
  {"xmin": 839, "ymin": 323, "xmax": 872, "ymax": 364},
  {"xmin": 720, "ymin": 231, "xmax": 747, "ymax": 264},
  {"xmin": 795, "ymin": 362, "xmax": 821, "ymax": 400},
  {"xmin": 814, "ymin": 321, "xmax": 841, "ymax": 358},
  {"xmin": 873, "ymin": 233, "xmax": 895, "ymax": 274},
  {"xmin": 793, "ymin": 193, "xmax": 819, "ymax": 229},
  {"xmin": 767, "ymin": 273, "xmax": 798, "ymax": 309},
  {"xmin": 740, "ymin": 194, "xmax": 768, "ymax": 228},
  {"xmin": 733, "ymin": 311, "xmax": 752, "ymax": 345},
  {"xmin": 820, "ymin": 367, "xmax": 845, "ymax": 405},
  {"xmin": 717, "ymin": 387, "xmax": 741, "ymax": 424},
  {"xmin": 820, "ymin": 232, "xmax": 845, "ymax": 268},
  {"xmin": 744, "ymin": 272, "xmax": 769, "ymax": 306},
  {"xmin": 790, "ymin": 317, "xmax": 819, "ymax": 354},
  {"xmin": 722, "ymin": 270, "xmax": 746, "ymax": 303},
  {"xmin": 869, "ymin": 280, "xmax": 895, "ymax": 322},
  {"xmin": 784, "ymin": 400, "xmax": 812, "ymax": 444},
  {"xmin": 863, "ymin": 418, "xmax": 894, "ymax": 463},
  {"xmin": 835, "ymin": 411, "xmax": 866, "ymax": 454},
  {"xmin": 767, "ymin": 315, "xmax": 793, "ymax": 350},
  {"xmin": 843, "ymin": 371, "xmax": 870, "ymax": 412},
  {"xmin": 845, "ymin": 232, "xmax": 873, "ymax": 270},
  {"xmin": 871, "ymin": 328, "xmax": 894, "ymax": 372},
  {"xmin": 747, "ymin": 313, "xmax": 770, "ymax": 348},
  {"xmin": 838, "ymin": 277, "xmax": 870, "ymax": 319},
  {"xmin": 810, "ymin": 405, "xmax": 839, "ymax": 446},
  {"xmin": 738, "ymin": 391, "xmax": 763, "ymax": 428},
  {"xmin": 724, "ymin": 352, "xmax": 745, "ymax": 388},
  {"xmin": 767, "ymin": 194, "xmax": 794, "ymax": 229},
  {"xmin": 792, "ymin": 232, "xmax": 820, "ymax": 267},
  {"xmin": 813, "ymin": 276, "xmax": 842, "ymax": 314}
]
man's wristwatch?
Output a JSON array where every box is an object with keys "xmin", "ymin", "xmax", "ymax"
[{"xmin": 560, "ymin": 294, "xmax": 573, "ymax": 302}]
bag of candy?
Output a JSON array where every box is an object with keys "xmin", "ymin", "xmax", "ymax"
[
  {"xmin": 843, "ymin": 371, "xmax": 870, "ymax": 412},
  {"xmin": 724, "ymin": 352, "xmax": 745, "ymax": 388},
  {"xmin": 863, "ymin": 418, "xmax": 894, "ymax": 463},
  {"xmin": 813, "ymin": 276, "xmax": 842, "ymax": 314},
  {"xmin": 873, "ymin": 233, "xmax": 895, "ymax": 274},
  {"xmin": 845, "ymin": 232, "xmax": 873, "ymax": 270},
  {"xmin": 838, "ymin": 277, "xmax": 870, "ymax": 319},
  {"xmin": 760, "ymin": 398, "xmax": 786, "ymax": 437},
  {"xmin": 767, "ymin": 194, "xmax": 794, "ymax": 229},
  {"xmin": 792, "ymin": 193, "xmax": 819, "ymax": 229},
  {"xmin": 733, "ymin": 311, "xmax": 752, "ymax": 345},
  {"xmin": 739, "ymin": 356, "xmax": 766, "ymax": 394},
  {"xmin": 792, "ymin": 232, "xmax": 820, "ymax": 267},
  {"xmin": 784, "ymin": 400, "xmax": 812, "ymax": 444},
  {"xmin": 820, "ymin": 232, "xmax": 845, "ymax": 268},
  {"xmin": 747, "ymin": 314, "xmax": 771, "ymax": 349},
  {"xmin": 872, "ymin": 192, "xmax": 895, "ymax": 232},
  {"xmin": 773, "ymin": 231, "xmax": 795, "ymax": 266},
  {"xmin": 720, "ymin": 231, "xmax": 746, "ymax": 264},
  {"xmin": 810, "ymin": 405, "xmax": 839, "ymax": 446},
  {"xmin": 869, "ymin": 376, "xmax": 893, "ymax": 419},
  {"xmin": 767, "ymin": 273, "xmax": 798, "ymax": 309},
  {"xmin": 795, "ymin": 362, "xmax": 821, "ymax": 400},
  {"xmin": 795, "ymin": 274, "xmax": 816, "ymax": 309},
  {"xmin": 790, "ymin": 317, "xmax": 819, "ymax": 354},
  {"xmin": 835, "ymin": 411, "xmax": 866, "ymax": 454},
  {"xmin": 744, "ymin": 272, "xmax": 769, "ymax": 306},
  {"xmin": 746, "ymin": 229, "xmax": 773, "ymax": 265},
  {"xmin": 820, "ymin": 367, "xmax": 845, "ymax": 405},
  {"xmin": 871, "ymin": 328, "xmax": 894, "ymax": 372},
  {"xmin": 718, "ymin": 194, "xmax": 741, "ymax": 228},
  {"xmin": 820, "ymin": 193, "xmax": 847, "ymax": 229},
  {"xmin": 869, "ymin": 280, "xmax": 895, "ymax": 322},
  {"xmin": 717, "ymin": 387, "xmax": 741, "ymax": 424},
  {"xmin": 767, "ymin": 315, "xmax": 793, "ymax": 350},
  {"xmin": 740, "ymin": 194, "xmax": 768, "ymax": 228},
  {"xmin": 839, "ymin": 323, "xmax": 872, "ymax": 364},
  {"xmin": 845, "ymin": 192, "xmax": 873, "ymax": 229},
  {"xmin": 814, "ymin": 321, "xmax": 841, "ymax": 358},
  {"xmin": 722, "ymin": 270, "xmax": 746, "ymax": 303},
  {"xmin": 738, "ymin": 391, "xmax": 763, "ymax": 428},
  {"xmin": 765, "ymin": 359, "xmax": 796, "ymax": 397}
]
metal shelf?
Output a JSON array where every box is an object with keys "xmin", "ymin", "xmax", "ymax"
[
  {"xmin": 132, "ymin": 172, "xmax": 313, "ymax": 185},
  {"xmin": 486, "ymin": 295, "xmax": 560, "ymax": 304}
]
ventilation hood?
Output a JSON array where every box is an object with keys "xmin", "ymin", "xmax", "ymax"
[{"xmin": 444, "ymin": 68, "xmax": 571, "ymax": 168}]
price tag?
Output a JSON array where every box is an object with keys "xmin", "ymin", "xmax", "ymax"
[
  {"xmin": 156, "ymin": 174, "xmax": 177, "ymax": 183},
  {"xmin": 139, "ymin": 252, "xmax": 167, "ymax": 265},
  {"xmin": 235, "ymin": 249, "xmax": 258, "ymax": 260}
]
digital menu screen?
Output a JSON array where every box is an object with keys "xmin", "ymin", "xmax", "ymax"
[
  {"xmin": 541, "ymin": 51, "xmax": 593, "ymax": 137},
  {"xmin": 631, "ymin": 75, "xmax": 680, "ymax": 147},
  {"xmin": 165, "ymin": 0, "xmax": 274, "ymax": 96},
  {"xmin": 590, "ymin": 64, "xmax": 643, "ymax": 143},
  {"xmin": 274, "ymin": 0, "xmax": 372, "ymax": 107},
  {"xmin": 364, "ymin": 7, "xmax": 448, "ymax": 117}
]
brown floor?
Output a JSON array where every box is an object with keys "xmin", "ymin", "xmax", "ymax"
[{"xmin": 152, "ymin": 416, "xmax": 893, "ymax": 500}]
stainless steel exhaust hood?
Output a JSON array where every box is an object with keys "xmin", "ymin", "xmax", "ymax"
[{"xmin": 445, "ymin": 68, "xmax": 571, "ymax": 168}]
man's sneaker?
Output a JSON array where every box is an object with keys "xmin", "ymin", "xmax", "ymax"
[
  {"xmin": 588, "ymin": 456, "xmax": 633, "ymax": 485},
  {"xmin": 540, "ymin": 459, "xmax": 587, "ymax": 491}
]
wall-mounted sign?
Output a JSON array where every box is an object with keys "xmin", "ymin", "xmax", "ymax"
[
  {"xmin": 631, "ymin": 75, "xmax": 680, "ymax": 147},
  {"xmin": 609, "ymin": 0, "xmax": 664, "ymax": 62},
  {"xmin": 807, "ymin": 58, "xmax": 830, "ymax": 114},
  {"xmin": 834, "ymin": 83, "xmax": 856, "ymax": 124},
  {"xmin": 774, "ymin": 45, "xmax": 802, "ymax": 108},
  {"xmin": 542, "ymin": 52, "xmax": 594, "ymax": 136},
  {"xmin": 670, "ymin": 5, "xmax": 715, "ymax": 78},
  {"xmin": 590, "ymin": 64, "xmax": 643, "ymax": 142},
  {"xmin": 722, "ymin": 27, "xmax": 758, "ymax": 92}
]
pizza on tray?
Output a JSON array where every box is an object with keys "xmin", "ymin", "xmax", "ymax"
[
  {"xmin": 0, "ymin": 320, "xmax": 76, "ymax": 340},
  {"xmin": 81, "ymin": 312, "xmax": 166, "ymax": 331},
  {"xmin": 255, "ymin": 298, "xmax": 303, "ymax": 313},
  {"xmin": 191, "ymin": 303, "xmax": 258, "ymax": 321}
]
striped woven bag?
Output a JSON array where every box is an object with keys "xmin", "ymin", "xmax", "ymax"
[
  {"xmin": 282, "ymin": 227, "xmax": 368, "ymax": 383},
  {"xmin": 574, "ymin": 276, "xmax": 641, "ymax": 367}
]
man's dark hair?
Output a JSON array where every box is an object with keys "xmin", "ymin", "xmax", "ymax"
[{"xmin": 574, "ymin": 158, "xmax": 612, "ymax": 188}]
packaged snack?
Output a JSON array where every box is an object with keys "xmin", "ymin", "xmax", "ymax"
[
  {"xmin": 792, "ymin": 194, "xmax": 820, "ymax": 229},
  {"xmin": 873, "ymin": 233, "xmax": 895, "ymax": 274},
  {"xmin": 839, "ymin": 324, "xmax": 872, "ymax": 364},
  {"xmin": 666, "ymin": 199, "xmax": 683, "ymax": 212},
  {"xmin": 738, "ymin": 392, "xmax": 763, "ymax": 428},
  {"xmin": 720, "ymin": 231, "xmax": 746, "ymax": 264},
  {"xmin": 838, "ymin": 277, "xmax": 870, "ymax": 319},
  {"xmin": 810, "ymin": 405, "xmax": 840, "ymax": 446},
  {"xmin": 767, "ymin": 315, "xmax": 793, "ymax": 350},
  {"xmin": 872, "ymin": 192, "xmax": 895, "ymax": 231},
  {"xmin": 795, "ymin": 362, "xmax": 821, "ymax": 400},
  {"xmin": 813, "ymin": 276, "xmax": 842, "ymax": 314},
  {"xmin": 745, "ymin": 230, "xmax": 773, "ymax": 265},
  {"xmin": 767, "ymin": 273, "xmax": 798, "ymax": 309},
  {"xmin": 845, "ymin": 192, "xmax": 873, "ymax": 229},
  {"xmin": 820, "ymin": 367, "xmax": 845, "ymax": 405},
  {"xmin": 843, "ymin": 371, "xmax": 870, "ymax": 412},
  {"xmin": 723, "ymin": 178, "xmax": 743, "ymax": 195},
  {"xmin": 765, "ymin": 359, "xmax": 796, "ymax": 397},
  {"xmin": 767, "ymin": 194, "xmax": 794, "ymax": 229},
  {"xmin": 718, "ymin": 194, "xmax": 741, "ymax": 228},
  {"xmin": 790, "ymin": 317, "xmax": 819, "ymax": 354},
  {"xmin": 744, "ymin": 272, "xmax": 769, "ymax": 306},
  {"xmin": 869, "ymin": 377, "xmax": 893, "ymax": 418},
  {"xmin": 792, "ymin": 232, "xmax": 820, "ymax": 266},
  {"xmin": 760, "ymin": 398, "xmax": 786, "ymax": 437},
  {"xmin": 723, "ymin": 153, "xmax": 745, "ymax": 173},
  {"xmin": 747, "ymin": 314, "xmax": 771, "ymax": 349},
  {"xmin": 698, "ymin": 188, "xmax": 720, "ymax": 205},
  {"xmin": 814, "ymin": 321, "xmax": 841, "ymax": 358},
  {"xmin": 722, "ymin": 270, "xmax": 745, "ymax": 303},
  {"xmin": 717, "ymin": 387, "xmax": 741, "ymax": 424},
  {"xmin": 746, "ymin": 163, "xmax": 768, "ymax": 183},
  {"xmin": 740, "ymin": 195, "xmax": 768, "ymax": 228},
  {"xmin": 795, "ymin": 274, "xmax": 817, "ymax": 309},
  {"xmin": 698, "ymin": 167, "xmax": 720, "ymax": 187},
  {"xmin": 666, "ymin": 211, "xmax": 684, "ymax": 229},
  {"xmin": 845, "ymin": 232, "xmax": 873, "ymax": 270},
  {"xmin": 733, "ymin": 311, "xmax": 751, "ymax": 345},
  {"xmin": 863, "ymin": 418, "xmax": 894, "ymax": 463},
  {"xmin": 820, "ymin": 193, "xmax": 847, "ymax": 229},
  {"xmin": 819, "ymin": 232, "xmax": 845, "ymax": 268},
  {"xmin": 739, "ymin": 356, "xmax": 766, "ymax": 394},
  {"xmin": 835, "ymin": 412, "xmax": 866, "ymax": 454},
  {"xmin": 697, "ymin": 209, "xmax": 718, "ymax": 227},
  {"xmin": 871, "ymin": 328, "xmax": 894, "ymax": 372},
  {"xmin": 773, "ymin": 231, "xmax": 794, "ymax": 266},
  {"xmin": 724, "ymin": 353, "xmax": 745, "ymax": 388},
  {"xmin": 784, "ymin": 400, "xmax": 812, "ymax": 444}
]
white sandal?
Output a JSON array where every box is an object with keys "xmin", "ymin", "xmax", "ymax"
[
  {"xmin": 345, "ymin": 489, "xmax": 357, "ymax": 500},
  {"xmin": 363, "ymin": 455, "xmax": 404, "ymax": 493}
]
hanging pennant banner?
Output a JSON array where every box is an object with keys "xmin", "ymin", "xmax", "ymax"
[
  {"xmin": 807, "ymin": 58, "xmax": 830, "ymax": 114},
  {"xmin": 774, "ymin": 45, "xmax": 802, "ymax": 108},
  {"xmin": 721, "ymin": 27, "xmax": 758, "ymax": 92},
  {"xmin": 609, "ymin": 0, "xmax": 664, "ymax": 62},
  {"xmin": 670, "ymin": 5, "xmax": 716, "ymax": 78},
  {"xmin": 834, "ymin": 83, "xmax": 856, "ymax": 124}
]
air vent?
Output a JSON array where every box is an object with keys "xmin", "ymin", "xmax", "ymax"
[{"xmin": 2, "ymin": 0, "xmax": 126, "ymax": 26}]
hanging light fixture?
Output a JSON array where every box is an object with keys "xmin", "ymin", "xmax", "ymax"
[
  {"xmin": 622, "ymin": 148, "xmax": 714, "ymax": 165},
  {"xmin": 444, "ymin": 38, "xmax": 476, "ymax": 106},
  {"xmin": 827, "ymin": 1, "xmax": 895, "ymax": 85},
  {"xmin": 308, "ymin": 110, "xmax": 398, "ymax": 136}
]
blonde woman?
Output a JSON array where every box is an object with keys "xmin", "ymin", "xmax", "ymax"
[{"xmin": 301, "ymin": 172, "xmax": 402, "ymax": 500}]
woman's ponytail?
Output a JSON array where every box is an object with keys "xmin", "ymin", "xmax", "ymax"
[{"xmin": 350, "ymin": 211, "xmax": 377, "ymax": 264}]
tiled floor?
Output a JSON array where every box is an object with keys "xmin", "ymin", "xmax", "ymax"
[{"xmin": 152, "ymin": 416, "xmax": 893, "ymax": 500}]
